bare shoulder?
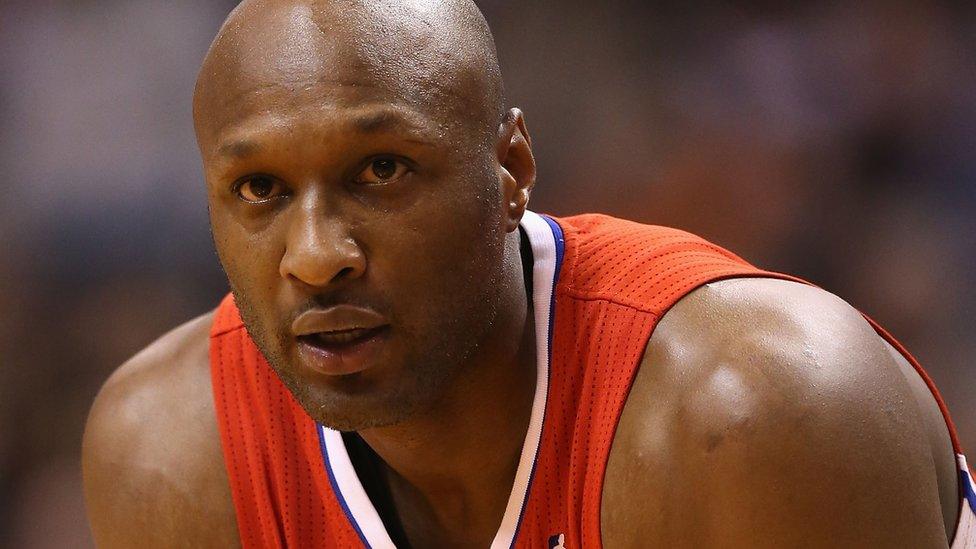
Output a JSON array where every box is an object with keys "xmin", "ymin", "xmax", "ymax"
[
  {"xmin": 602, "ymin": 278, "xmax": 952, "ymax": 548},
  {"xmin": 82, "ymin": 311, "xmax": 239, "ymax": 548}
]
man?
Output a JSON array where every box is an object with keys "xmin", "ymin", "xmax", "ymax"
[{"xmin": 82, "ymin": 0, "xmax": 975, "ymax": 547}]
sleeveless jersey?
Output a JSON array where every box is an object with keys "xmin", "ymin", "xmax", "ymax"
[{"xmin": 210, "ymin": 210, "xmax": 976, "ymax": 547}]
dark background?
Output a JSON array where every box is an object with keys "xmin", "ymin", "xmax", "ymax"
[{"xmin": 2, "ymin": 1, "xmax": 974, "ymax": 546}]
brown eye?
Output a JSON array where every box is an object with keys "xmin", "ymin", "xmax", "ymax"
[
  {"xmin": 236, "ymin": 176, "xmax": 284, "ymax": 203},
  {"xmin": 356, "ymin": 158, "xmax": 409, "ymax": 185}
]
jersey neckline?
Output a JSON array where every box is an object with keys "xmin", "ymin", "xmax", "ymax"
[{"xmin": 316, "ymin": 210, "xmax": 565, "ymax": 549}]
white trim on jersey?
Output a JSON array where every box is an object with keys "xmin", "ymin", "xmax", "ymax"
[
  {"xmin": 319, "ymin": 210, "xmax": 559, "ymax": 549},
  {"xmin": 321, "ymin": 427, "xmax": 396, "ymax": 548},
  {"xmin": 952, "ymin": 454, "xmax": 976, "ymax": 548},
  {"xmin": 491, "ymin": 210, "xmax": 558, "ymax": 549}
]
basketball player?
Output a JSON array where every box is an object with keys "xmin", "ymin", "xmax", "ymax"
[{"xmin": 82, "ymin": 0, "xmax": 976, "ymax": 547}]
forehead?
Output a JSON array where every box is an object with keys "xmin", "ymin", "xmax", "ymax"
[{"xmin": 195, "ymin": 1, "xmax": 482, "ymax": 149}]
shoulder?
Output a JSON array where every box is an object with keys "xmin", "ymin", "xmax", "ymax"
[
  {"xmin": 551, "ymin": 214, "xmax": 753, "ymax": 311},
  {"xmin": 602, "ymin": 277, "xmax": 949, "ymax": 547},
  {"xmin": 554, "ymin": 213, "xmax": 730, "ymax": 261},
  {"xmin": 82, "ymin": 311, "xmax": 239, "ymax": 548}
]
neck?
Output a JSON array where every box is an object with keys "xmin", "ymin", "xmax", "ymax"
[{"xmin": 358, "ymin": 229, "xmax": 537, "ymax": 543}]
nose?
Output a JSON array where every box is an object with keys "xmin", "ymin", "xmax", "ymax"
[{"xmin": 279, "ymin": 199, "xmax": 366, "ymax": 289}]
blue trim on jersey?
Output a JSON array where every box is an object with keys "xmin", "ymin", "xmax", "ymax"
[
  {"xmin": 541, "ymin": 214, "xmax": 566, "ymax": 347},
  {"xmin": 961, "ymin": 467, "xmax": 976, "ymax": 514},
  {"xmin": 317, "ymin": 426, "xmax": 372, "ymax": 549},
  {"xmin": 509, "ymin": 214, "xmax": 565, "ymax": 548}
]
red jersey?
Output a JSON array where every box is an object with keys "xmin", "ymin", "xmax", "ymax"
[{"xmin": 210, "ymin": 211, "xmax": 976, "ymax": 548}]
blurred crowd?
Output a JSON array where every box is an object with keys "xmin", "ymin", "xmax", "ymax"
[{"xmin": 1, "ymin": 0, "xmax": 974, "ymax": 546}]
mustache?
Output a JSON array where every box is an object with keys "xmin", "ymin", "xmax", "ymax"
[{"xmin": 288, "ymin": 291, "xmax": 391, "ymax": 321}]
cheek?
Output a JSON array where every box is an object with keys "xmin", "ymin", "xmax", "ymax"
[
  {"xmin": 376, "ymin": 189, "xmax": 505, "ymax": 307},
  {"xmin": 210, "ymin": 208, "xmax": 284, "ymax": 301}
]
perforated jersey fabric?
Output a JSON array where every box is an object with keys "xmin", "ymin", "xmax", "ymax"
[{"xmin": 210, "ymin": 212, "xmax": 975, "ymax": 548}]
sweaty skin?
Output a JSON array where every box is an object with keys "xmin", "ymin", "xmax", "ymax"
[{"xmin": 83, "ymin": 1, "xmax": 959, "ymax": 547}]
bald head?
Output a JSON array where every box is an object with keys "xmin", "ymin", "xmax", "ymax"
[{"xmin": 193, "ymin": 0, "xmax": 505, "ymax": 152}]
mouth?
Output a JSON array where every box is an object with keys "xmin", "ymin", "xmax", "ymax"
[
  {"xmin": 295, "ymin": 325, "xmax": 390, "ymax": 376},
  {"xmin": 298, "ymin": 325, "xmax": 388, "ymax": 349}
]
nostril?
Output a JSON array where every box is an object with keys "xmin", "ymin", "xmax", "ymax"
[{"xmin": 332, "ymin": 266, "xmax": 356, "ymax": 283}]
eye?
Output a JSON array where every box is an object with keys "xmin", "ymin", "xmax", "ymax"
[
  {"xmin": 234, "ymin": 176, "xmax": 286, "ymax": 203},
  {"xmin": 355, "ymin": 157, "xmax": 410, "ymax": 185}
]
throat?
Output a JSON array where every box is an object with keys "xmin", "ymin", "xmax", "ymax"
[
  {"xmin": 342, "ymin": 336, "xmax": 538, "ymax": 546},
  {"xmin": 342, "ymin": 432, "xmax": 412, "ymax": 546},
  {"xmin": 343, "ymin": 427, "xmax": 525, "ymax": 547}
]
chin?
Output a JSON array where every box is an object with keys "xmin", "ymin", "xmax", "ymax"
[
  {"xmin": 308, "ymin": 392, "xmax": 421, "ymax": 432},
  {"xmin": 255, "ymin": 323, "xmax": 460, "ymax": 432},
  {"xmin": 277, "ymin": 365, "xmax": 427, "ymax": 432}
]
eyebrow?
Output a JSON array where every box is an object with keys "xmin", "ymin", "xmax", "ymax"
[
  {"xmin": 349, "ymin": 109, "xmax": 437, "ymax": 146},
  {"xmin": 217, "ymin": 139, "xmax": 262, "ymax": 159},
  {"xmin": 215, "ymin": 109, "xmax": 437, "ymax": 159},
  {"xmin": 353, "ymin": 110, "xmax": 421, "ymax": 133}
]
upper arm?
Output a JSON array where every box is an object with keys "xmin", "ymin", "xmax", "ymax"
[
  {"xmin": 602, "ymin": 278, "xmax": 950, "ymax": 548},
  {"xmin": 82, "ymin": 312, "xmax": 239, "ymax": 548}
]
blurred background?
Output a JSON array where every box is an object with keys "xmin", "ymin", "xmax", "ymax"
[{"xmin": 1, "ymin": 0, "xmax": 974, "ymax": 545}]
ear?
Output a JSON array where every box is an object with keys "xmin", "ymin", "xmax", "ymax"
[{"xmin": 496, "ymin": 108, "xmax": 536, "ymax": 232}]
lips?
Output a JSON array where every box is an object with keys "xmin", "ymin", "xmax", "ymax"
[
  {"xmin": 292, "ymin": 305, "xmax": 390, "ymax": 376},
  {"xmin": 292, "ymin": 305, "xmax": 388, "ymax": 336},
  {"xmin": 301, "ymin": 327, "xmax": 382, "ymax": 346}
]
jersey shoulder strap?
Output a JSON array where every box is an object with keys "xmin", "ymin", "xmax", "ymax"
[{"xmin": 209, "ymin": 294, "xmax": 364, "ymax": 548}]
